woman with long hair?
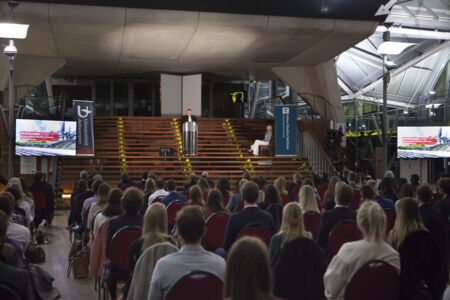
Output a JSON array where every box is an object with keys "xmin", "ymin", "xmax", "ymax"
[
  {"xmin": 324, "ymin": 201, "xmax": 400, "ymax": 300},
  {"xmin": 184, "ymin": 185, "xmax": 205, "ymax": 207},
  {"xmin": 6, "ymin": 182, "xmax": 33, "ymax": 226},
  {"xmin": 398, "ymin": 183, "xmax": 414, "ymax": 199},
  {"xmin": 93, "ymin": 188, "xmax": 123, "ymax": 237},
  {"xmin": 259, "ymin": 185, "xmax": 283, "ymax": 231},
  {"xmin": 287, "ymin": 172, "xmax": 302, "ymax": 202},
  {"xmin": 144, "ymin": 178, "xmax": 156, "ymax": 201},
  {"xmin": 269, "ymin": 202, "xmax": 312, "ymax": 263},
  {"xmin": 323, "ymin": 176, "xmax": 339, "ymax": 210},
  {"xmin": 217, "ymin": 178, "xmax": 230, "ymax": 199},
  {"xmin": 224, "ymin": 236, "xmax": 275, "ymax": 300},
  {"xmin": 87, "ymin": 183, "xmax": 111, "ymax": 236},
  {"xmin": 204, "ymin": 189, "xmax": 229, "ymax": 219},
  {"xmin": 387, "ymin": 197, "xmax": 427, "ymax": 250},
  {"xmin": 198, "ymin": 177, "xmax": 210, "ymax": 200},
  {"xmin": 274, "ymin": 177, "xmax": 288, "ymax": 197},
  {"xmin": 298, "ymin": 185, "xmax": 320, "ymax": 213}
]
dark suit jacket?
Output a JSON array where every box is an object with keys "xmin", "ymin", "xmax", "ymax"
[
  {"xmin": 435, "ymin": 194, "xmax": 450, "ymax": 223},
  {"xmin": 316, "ymin": 206, "xmax": 356, "ymax": 250},
  {"xmin": 223, "ymin": 206, "xmax": 275, "ymax": 251},
  {"xmin": 106, "ymin": 212, "xmax": 143, "ymax": 257},
  {"xmin": 181, "ymin": 115, "xmax": 198, "ymax": 124}
]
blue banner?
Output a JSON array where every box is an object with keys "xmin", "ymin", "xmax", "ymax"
[
  {"xmin": 73, "ymin": 100, "xmax": 95, "ymax": 156},
  {"xmin": 275, "ymin": 105, "xmax": 297, "ymax": 156}
]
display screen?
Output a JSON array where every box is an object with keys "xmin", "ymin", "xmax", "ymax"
[
  {"xmin": 397, "ymin": 126, "xmax": 450, "ymax": 158},
  {"xmin": 15, "ymin": 119, "xmax": 77, "ymax": 156}
]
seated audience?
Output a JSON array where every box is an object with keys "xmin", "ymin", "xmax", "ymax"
[
  {"xmin": 0, "ymin": 193, "xmax": 30, "ymax": 251},
  {"xmin": 184, "ymin": 185, "xmax": 205, "ymax": 207},
  {"xmin": 198, "ymin": 177, "xmax": 211, "ymax": 200},
  {"xmin": 217, "ymin": 177, "xmax": 231, "ymax": 205},
  {"xmin": 359, "ymin": 184, "xmax": 375, "ymax": 206},
  {"xmin": 317, "ymin": 184, "xmax": 356, "ymax": 251},
  {"xmin": 435, "ymin": 177, "xmax": 450, "ymax": 223},
  {"xmin": 82, "ymin": 180, "xmax": 104, "ymax": 222},
  {"xmin": 274, "ymin": 177, "xmax": 288, "ymax": 203},
  {"xmin": 0, "ymin": 211, "xmax": 23, "ymax": 267},
  {"xmin": 398, "ymin": 182, "xmax": 414, "ymax": 199},
  {"xmin": 322, "ymin": 176, "xmax": 339, "ymax": 211},
  {"xmin": 93, "ymin": 188, "xmax": 123, "ymax": 237},
  {"xmin": 222, "ymin": 181, "xmax": 275, "ymax": 252},
  {"xmin": 201, "ymin": 171, "xmax": 215, "ymax": 188},
  {"xmin": 269, "ymin": 202, "xmax": 312, "ymax": 264},
  {"xmin": 258, "ymin": 185, "xmax": 283, "ymax": 231},
  {"xmin": 87, "ymin": 183, "xmax": 111, "ymax": 236},
  {"xmin": 148, "ymin": 178, "xmax": 169, "ymax": 205},
  {"xmin": 410, "ymin": 173, "xmax": 420, "ymax": 188},
  {"xmin": 143, "ymin": 178, "xmax": 156, "ymax": 201},
  {"xmin": 7, "ymin": 182, "xmax": 33, "ymax": 226},
  {"xmin": 128, "ymin": 203, "xmax": 177, "ymax": 273},
  {"xmin": 183, "ymin": 173, "xmax": 197, "ymax": 194},
  {"xmin": 298, "ymin": 185, "xmax": 320, "ymax": 214},
  {"xmin": 398, "ymin": 177, "xmax": 408, "ymax": 192},
  {"xmin": 287, "ymin": 172, "xmax": 302, "ymax": 202},
  {"xmin": 227, "ymin": 179, "xmax": 248, "ymax": 212},
  {"xmin": 161, "ymin": 179, "xmax": 186, "ymax": 207},
  {"xmin": 106, "ymin": 187, "xmax": 144, "ymax": 256},
  {"xmin": 224, "ymin": 237, "xmax": 275, "ymax": 300},
  {"xmin": 148, "ymin": 206, "xmax": 225, "ymax": 300},
  {"xmin": 204, "ymin": 189, "xmax": 230, "ymax": 219},
  {"xmin": 118, "ymin": 172, "xmax": 135, "ymax": 190},
  {"xmin": 235, "ymin": 171, "xmax": 251, "ymax": 194},
  {"xmin": 68, "ymin": 179, "xmax": 89, "ymax": 226},
  {"xmin": 136, "ymin": 171, "xmax": 149, "ymax": 190},
  {"xmin": 367, "ymin": 179, "xmax": 395, "ymax": 210},
  {"xmin": 11, "ymin": 178, "xmax": 35, "ymax": 221},
  {"xmin": 347, "ymin": 171, "xmax": 360, "ymax": 191},
  {"xmin": 73, "ymin": 180, "xmax": 95, "ymax": 225},
  {"xmin": 324, "ymin": 201, "xmax": 400, "ymax": 300},
  {"xmin": 379, "ymin": 177, "xmax": 398, "ymax": 202}
]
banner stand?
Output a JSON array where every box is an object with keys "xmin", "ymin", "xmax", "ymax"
[
  {"xmin": 275, "ymin": 105, "xmax": 297, "ymax": 157},
  {"xmin": 73, "ymin": 100, "xmax": 95, "ymax": 156}
]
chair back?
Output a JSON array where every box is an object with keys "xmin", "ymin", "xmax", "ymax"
[
  {"xmin": 110, "ymin": 225, "xmax": 142, "ymax": 271},
  {"xmin": 166, "ymin": 271, "xmax": 223, "ymax": 300},
  {"xmin": 281, "ymin": 195, "xmax": 290, "ymax": 206},
  {"xmin": 328, "ymin": 220, "xmax": 361, "ymax": 259},
  {"xmin": 345, "ymin": 260, "xmax": 399, "ymax": 300},
  {"xmin": 303, "ymin": 211, "xmax": 321, "ymax": 240},
  {"xmin": 237, "ymin": 222, "xmax": 272, "ymax": 247},
  {"xmin": 222, "ymin": 196, "xmax": 230, "ymax": 207},
  {"xmin": 83, "ymin": 205, "xmax": 91, "ymax": 226},
  {"xmin": 234, "ymin": 201, "xmax": 244, "ymax": 212},
  {"xmin": 204, "ymin": 212, "xmax": 230, "ymax": 251},
  {"xmin": 0, "ymin": 283, "xmax": 20, "ymax": 300},
  {"xmin": 317, "ymin": 184, "xmax": 328, "ymax": 202},
  {"xmin": 31, "ymin": 191, "xmax": 47, "ymax": 212},
  {"xmin": 167, "ymin": 200, "xmax": 185, "ymax": 228},
  {"xmin": 153, "ymin": 197, "xmax": 163, "ymax": 203},
  {"xmin": 349, "ymin": 191, "xmax": 361, "ymax": 210},
  {"xmin": 385, "ymin": 209, "xmax": 396, "ymax": 235}
]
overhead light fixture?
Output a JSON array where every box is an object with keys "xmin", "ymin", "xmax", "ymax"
[
  {"xmin": 429, "ymin": 90, "xmax": 436, "ymax": 95},
  {"xmin": 403, "ymin": 109, "xmax": 408, "ymax": 115},
  {"xmin": 377, "ymin": 41, "xmax": 415, "ymax": 55},
  {"xmin": 0, "ymin": 23, "xmax": 29, "ymax": 39},
  {"xmin": 3, "ymin": 40, "xmax": 17, "ymax": 56},
  {"xmin": 425, "ymin": 103, "xmax": 442, "ymax": 109}
]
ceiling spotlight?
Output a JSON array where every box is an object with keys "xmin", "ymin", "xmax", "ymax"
[
  {"xmin": 0, "ymin": 23, "xmax": 29, "ymax": 39},
  {"xmin": 429, "ymin": 90, "xmax": 436, "ymax": 95}
]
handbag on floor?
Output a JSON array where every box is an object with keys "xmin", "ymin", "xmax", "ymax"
[{"xmin": 67, "ymin": 239, "xmax": 89, "ymax": 279}]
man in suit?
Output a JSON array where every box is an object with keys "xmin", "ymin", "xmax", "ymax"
[
  {"xmin": 181, "ymin": 108, "xmax": 197, "ymax": 124},
  {"xmin": 317, "ymin": 184, "xmax": 356, "ymax": 251},
  {"xmin": 435, "ymin": 177, "xmax": 450, "ymax": 224},
  {"xmin": 161, "ymin": 179, "xmax": 186, "ymax": 207},
  {"xmin": 222, "ymin": 181, "xmax": 275, "ymax": 252},
  {"xmin": 148, "ymin": 206, "xmax": 225, "ymax": 300}
]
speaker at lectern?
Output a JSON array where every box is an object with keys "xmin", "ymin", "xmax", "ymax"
[{"xmin": 182, "ymin": 108, "xmax": 198, "ymax": 156}]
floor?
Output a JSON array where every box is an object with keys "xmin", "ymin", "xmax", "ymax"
[{"xmin": 39, "ymin": 210, "xmax": 98, "ymax": 300}]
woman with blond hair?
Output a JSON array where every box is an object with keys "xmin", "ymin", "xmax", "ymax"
[
  {"xmin": 224, "ymin": 236, "xmax": 276, "ymax": 300},
  {"xmin": 128, "ymin": 203, "xmax": 177, "ymax": 272},
  {"xmin": 298, "ymin": 185, "xmax": 320, "ymax": 214},
  {"xmin": 387, "ymin": 197, "xmax": 428, "ymax": 250},
  {"xmin": 184, "ymin": 185, "xmax": 205, "ymax": 207},
  {"xmin": 274, "ymin": 177, "xmax": 289, "ymax": 205},
  {"xmin": 269, "ymin": 202, "xmax": 312, "ymax": 263},
  {"xmin": 6, "ymin": 182, "xmax": 33, "ymax": 226},
  {"xmin": 324, "ymin": 201, "xmax": 400, "ymax": 300}
]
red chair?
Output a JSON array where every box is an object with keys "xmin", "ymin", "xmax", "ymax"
[
  {"xmin": 204, "ymin": 212, "xmax": 230, "ymax": 251},
  {"xmin": 317, "ymin": 184, "xmax": 328, "ymax": 202},
  {"xmin": 345, "ymin": 260, "xmax": 400, "ymax": 300},
  {"xmin": 222, "ymin": 196, "xmax": 230, "ymax": 207},
  {"xmin": 0, "ymin": 283, "xmax": 21, "ymax": 300},
  {"xmin": 104, "ymin": 225, "xmax": 142, "ymax": 300},
  {"xmin": 303, "ymin": 211, "xmax": 321, "ymax": 240},
  {"xmin": 31, "ymin": 191, "xmax": 47, "ymax": 227},
  {"xmin": 385, "ymin": 210, "xmax": 396, "ymax": 235},
  {"xmin": 328, "ymin": 220, "xmax": 361, "ymax": 260},
  {"xmin": 234, "ymin": 201, "xmax": 244, "ymax": 212},
  {"xmin": 281, "ymin": 195, "xmax": 290, "ymax": 206},
  {"xmin": 167, "ymin": 200, "xmax": 185, "ymax": 228},
  {"xmin": 152, "ymin": 197, "xmax": 163, "ymax": 204},
  {"xmin": 350, "ymin": 191, "xmax": 361, "ymax": 210},
  {"xmin": 166, "ymin": 271, "xmax": 223, "ymax": 300},
  {"xmin": 237, "ymin": 222, "xmax": 272, "ymax": 247},
  {"xmin": 430, "ymin": 193, "xmax": 443, "ymax": 206}
]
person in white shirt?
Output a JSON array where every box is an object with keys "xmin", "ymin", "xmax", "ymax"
[
  {"xmin": 0, "ymin": 193, "xmax": 30, "ymax": 251},
  {"xmin": 148, "ymin": 206, "xmax": 225, "ymax": 300},
  {"xmin": 324, "ymin": 201, "xmax": 400, "ymax": 300},
  {"xmin": 249, "ymin": 125, "xmax": 273, "ymax": 156},
  {"xmin": 148, "ymin": 178, "xmax": 169, "ymax": 205}
]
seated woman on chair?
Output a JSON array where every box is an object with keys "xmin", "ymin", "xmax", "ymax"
[{"xmin": 249, "ymin": 125, "xmax": 272, "ymax": 156}]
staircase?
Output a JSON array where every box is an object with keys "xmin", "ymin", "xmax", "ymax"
[{"xmin": 59, "ymin": 117, "xmax": 313, "ymax": 194}]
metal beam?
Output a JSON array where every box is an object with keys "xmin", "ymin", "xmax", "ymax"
[
  {"xmin": 375, "ymin": 26, "xmax": 450, "ymax": 40},
  {"xmin": 345, "ymin": 49, "xmax": 383, "ymax": 69},
  {"xmin": 418, "ymin": 0, "xmax": 439, "ymax": 19},
  {"xmin": 337, "ymin": 77, "xmax": 354, "ymax": 96},
  {"xmin": 249, "ymin": 81, "xmax": 260, "ymax": 119},
  {"xmin": 348, "ymin": 41, "xmax": 450, "ymax": 101},
  {"xmin": 343, "ymin": 95, "xmax": 416, "ymax": 109}
]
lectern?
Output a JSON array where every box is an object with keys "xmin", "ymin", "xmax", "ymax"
[{"xmin": 182, "ymin": 122, "xmax": 198, "ymax": 156}]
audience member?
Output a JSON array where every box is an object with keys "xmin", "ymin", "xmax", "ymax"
[
  {"xmin": 316, "ymin": 184, "xmax": 356, "ymax": 251},
  {"xmin": 359, "ymin": 184, "xmax": 375, "ymax": 206},
  {"xmin": 148, "ymin": 178, "xmax": 169, "ymax": 204},
  {"xmin": 0, "ymin": 193, "xmax": 30, "ymax": 251},
  {"xmin": 323, "ymin": 176, "xmax": 339, "ymax": 211},
  {"xmin": 435, "ymin": 177, "xmax": 450, "ymax": 223},
  {"xmin": 258, "ymin": 185, "xmax": 283, "ymax": 231},
  {"xmin": 324, "ymin": 201, "xmax": 400, "ymax": 300},
  {"xmin": 201, "ymin": 171, "xmax": 215, "ymax": 188},
  {"xmin": 68, "ymin": 179, "xmax": 88, "ymax": 226},
  {"xmin": 298, "ymin": 185, "xmax": 320, "ymax": 213},
  {"xmin": 87, "ymin": 183, "xmax": 111, "ymax": 236},
  {"xmin": 128, "ymin": 203, "xmax": 177, "ymax": 272},
  {"xmin": 144, "ymin": 178, "xmax": 156, "ymax": 200},
  {"xmin": 136, "ymin": 171, "xmax": 149, "ymax": 190},
  {"xmin": 253, "ymin": 176, "xmax": 266, "ymax": 204},
  {"xmin": 384, "ymin": 170, "xmax": 395, "ymax": 179},
  {"xmin": 82, "ymin": 179, "xmax": 103, "ymax": 222},
  {"xmin": 226, "ymin": 179, "xmax": 248, "ymax": 212},
  {"xmin": 217, "ymin": 177, "xmax": 231, "ymax": 200},
  {"xmin": 341, "ymin": 168, "xmax": 349, "ymax": 184},
  {"xmin": 7, "ymin": 182, "xmax": 33, "ymax": 226},
  {"xmin": 222, "ymin": 181, "xmax": 275, "ymax": 252},
  {"xmin": 118, "ymin": 172, "xmax": 135, "ymax": 190},
  {"xmin": 347, "ymin": 171, "xmax": 359, "ymax": 191},
  {"xmin": 183, "ymin": 173, "xmax": 197, "ymax": 194},
  {"xmin": 367, "ymin": 179, "xmax": 395, "ymax": 210},
  {"xmin": 224, "ymin": 237, "xmax": 275, "ymax": 300},
  {"xmin": 269, "ymin": 202, "xmax": 311, "ymax": 264},
  {"xmin": 198, "ymin": 177, "xmax": 211, "ymax": 199},
  {"xmin": 204, "ymin": 189, "xmax": 230, "ymax": 219},
  {"xmin": 0, "ymin": 210, "xmax": 23, "ymax": 267},
  {"xmin": 379, "ymin": 177, "xmax": 398, "ymax": 202},
  {"xmin": 287, "ymin": 172, "xmax": 302, "ymax": 202},
  {"xmin": 410, "ymin": 173, "xmax": 420, "ymax": 188},
  {"xmin": 184, "ymin": 185, "xmax": 205, "ymax": 207},
  {"xmin": 73, "ymin": 179, "xmax": 95, "ymax": 225},
  {"xmin": 398, "ymin": 183, "xmax": 414, "ymax": 199},
  {"xmin": 388, "ymin": 197, "xmax": 427, "ymax": 250},
  {"xmin": 274, "ymin": 177, "xmax": 288, "ymax": 201},
  {"xmin": 148, "ymin": 206, "xmax": 225, "ymax": 300},
  {"xmin": 235, "ymin": 171, "xmax": 251, "ymax": 194},
  {"xmin": 29, "ymin": 172, "xmax": 54, "ymax": 225},
  {"xmin": 93, "ymin": 188, "xmax": 123, "ymax": 238},
  {"xmin": 398, "ymin": 177, "xmax": 408, "ymax": 191},
  {"xmin": 161, "ymin": 179, "xmax": 186, "ymax": 207},
  {"xmin": 106, "ymin": 187, "xmax": 144, "ymax": 256}
]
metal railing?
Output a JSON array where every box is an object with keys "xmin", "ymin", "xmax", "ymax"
[{"xmin": 298, "ymin": 130, "xmax": 334, "ymax": 175}]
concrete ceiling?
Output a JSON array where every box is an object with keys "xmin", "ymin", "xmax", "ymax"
[{"xmin": 0, "ymin": 2, "xmax": 380, "ymax": 80}]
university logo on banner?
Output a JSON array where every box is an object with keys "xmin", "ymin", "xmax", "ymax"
[
  {"xmin": 275, "ymin": 105, "xmax": 297, "ymax": 156},
  {"xmin": 73, "ymin": 100, "xmax": 95, "ymax": 156}
]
